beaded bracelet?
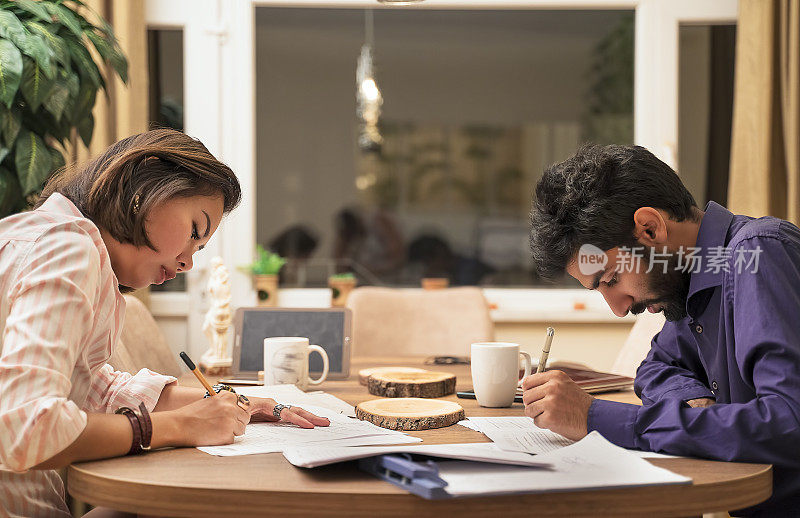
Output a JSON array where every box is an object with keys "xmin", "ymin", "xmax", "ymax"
[
  {"xmin": 203, "ymin": 383, "xmax": 250, "ymax": 410},
  {"xmin": 203, "ymin": 383, "xmax": 236, "ymax": 398}
]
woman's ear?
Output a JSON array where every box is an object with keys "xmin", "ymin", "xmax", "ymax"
[{"xmin": 632, "ymin": 207, "xmax": 668, "ymax": 246}]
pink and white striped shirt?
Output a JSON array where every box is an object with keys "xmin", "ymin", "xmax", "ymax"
[{"xmin": 0, "ymin": 193, "xmax": 176, "ymax": 517}]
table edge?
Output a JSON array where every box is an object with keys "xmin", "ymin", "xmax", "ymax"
[{"xmin": 67, "ymin": 458, "xmax": 773, "ymax": 517}]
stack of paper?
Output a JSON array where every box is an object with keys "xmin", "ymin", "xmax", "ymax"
[
  {"xmin": 198, "ymin": 385, "xmax": 420, "ymax": 456},
  {"xmin": 459, "ymin": 416, "xmax": 574, "ymax": 454},
  {"xmin": 284, "ymin": 433, "xmax": 690, "ymax": 497}
]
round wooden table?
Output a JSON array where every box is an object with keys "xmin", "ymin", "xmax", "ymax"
[{"xmin": 68, "ymin": 358, "xmax": 772, "ymax": 517}]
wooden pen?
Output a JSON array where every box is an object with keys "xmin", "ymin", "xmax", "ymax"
[{"xmin": 179, "ymin": 352, "xmax": 216, "ymax": 394}]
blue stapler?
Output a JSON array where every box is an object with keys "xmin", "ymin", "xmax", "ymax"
[{"xmin": 358, "ymin": 454, "xmax": 451, "ymax": 499}]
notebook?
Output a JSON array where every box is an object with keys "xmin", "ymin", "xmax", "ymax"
[{"xmin": 518, "ymin": 364, "xmax": 634, "ymax": 394}]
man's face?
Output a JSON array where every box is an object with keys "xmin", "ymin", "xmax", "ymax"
[{"xmin": 566, "ymin": 246, "xmax": 691, "ymax": 321}]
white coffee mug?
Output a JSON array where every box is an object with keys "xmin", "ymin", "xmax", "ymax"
[
  {"xmin": 471, "ymin": 342, "xmax": 532, "ymax": 407},
  {"xmin": 263, "ymin": 337, "xmax": 329, "ymax": 391}
]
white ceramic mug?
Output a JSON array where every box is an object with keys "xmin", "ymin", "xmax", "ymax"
[
  {"xmin": 471, "ymin": 342, "xmax": 532, "ymax": 407},
  {"xmin": 263, "ymin": 337, "xmax": 329, "ymax": 391}
]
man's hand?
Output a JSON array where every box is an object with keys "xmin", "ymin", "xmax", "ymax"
[
  {"xmin": 521, "ymin": 370, "xmax": 594, "ymax": 441},
  {"xmin": 686, "ymin": 397, "xmax": 715, "ymax": 408}
]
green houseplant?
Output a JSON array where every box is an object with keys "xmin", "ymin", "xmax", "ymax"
[
  {"xmin": 243, "ymin": 244, "xmax": 286, "ymax": 276},
  {"xmin": 241, "ymin": 244, "xmax": 286, "ymax": 306},
  {"xmin": 0, "ymin": 0, "xmax": 128, "ymax": 218},
  {"xmin": 328, "ymin": 272, "xmax": 356, "ymax": 307}
]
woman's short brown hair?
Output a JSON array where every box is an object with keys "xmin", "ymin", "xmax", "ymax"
[{"xmin": 37, "ymin": 128, "xmax": 241, "ymax": 251}]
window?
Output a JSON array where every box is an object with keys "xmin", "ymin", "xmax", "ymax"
[
  {"xmin": 147, "ymin": 28, "xmax": 186, "ymax": 292},
  {"xmin": 678, "ymin": 24, "xmax": 736, "ymax": 208},
  {"xmin": 256, "ymin": 8, "xmax": 634, "ymax": 288}
]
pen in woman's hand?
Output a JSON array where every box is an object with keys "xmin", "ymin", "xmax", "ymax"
[{"xmin": 179, "ymin": 352, "xmax": 216, "ymax": 395}]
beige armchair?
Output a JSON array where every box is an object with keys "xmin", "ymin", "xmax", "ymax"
[
  {"xmin": 109, "ymin": 295, "xmax": 182, "ymax": 378},
  {"xmin": 345, "ymin": 287, "xmax": 494, "ymax": 357}
]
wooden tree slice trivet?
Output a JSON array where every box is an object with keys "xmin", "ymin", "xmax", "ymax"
[
  {"xmin": 355, "ymin": 398, "xmax": 465, "ymax": 430},
  {"xmin": 367, "ymin": 370, "xmax": 456, "ymax": 398},
  {"xmin": 358, "ymin": 366, "xmax": 429, "ymax": 386}
]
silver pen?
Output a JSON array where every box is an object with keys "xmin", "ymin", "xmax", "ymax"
[{"xmin": 536, "ymin": 327, "xmax": 555, "ymax": 374}]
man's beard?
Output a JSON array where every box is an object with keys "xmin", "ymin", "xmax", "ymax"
[{"xmin": 629, "ymin": 248, "xmax": 692, "ymax": 322}]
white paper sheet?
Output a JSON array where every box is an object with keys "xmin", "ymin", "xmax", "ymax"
[
  {"xmin": 459, "ymin": 418, "xmax": 680, "ymax": 459},
  {"xmin": 283, "ymin": 442, "xmax": 551, "ymax": 469},
  {"xmin": 235, "ymin": 384, "xmax": 356, "ymax": 417},
  {"xmin": 435, "ymin": 432, "xmax": 691, "ymax": 497},
  {"xmin": 456, "ymin": 420, "xmax": 481, "ymax": 432},
  {"xmin": 626, "ymin": 449, "xmax": 681, "ymax": 459},
  {"xmin": 463, "ymin": 416, "xmax": 574, "ymax": 454}
]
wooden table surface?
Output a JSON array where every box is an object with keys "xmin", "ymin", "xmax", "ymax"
[{"xmin": 67, "ymin": 358, "xmax": 772, "ymax": 517}]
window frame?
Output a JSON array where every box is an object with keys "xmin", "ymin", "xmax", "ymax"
[{"xmin": 145, "ymin": 0, "xmax": 739, "ymax": 347}]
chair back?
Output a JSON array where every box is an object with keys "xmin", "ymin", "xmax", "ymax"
[
  {"xmin": 109, "ymin": 295, "xmax": 182, "ymax": 378},
  {"xmin": 345, "ymin": 286, "xmax": 494, "ymax": 357}
]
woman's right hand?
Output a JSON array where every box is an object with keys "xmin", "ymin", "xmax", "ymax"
[{"xmin": 170, "ymin": 390, "xmax": 249, "ymax": 446}]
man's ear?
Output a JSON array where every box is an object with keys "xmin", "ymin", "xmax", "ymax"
[{"xmin": 632, "ymin": 207, "xmax": 668, "ymax": 246}]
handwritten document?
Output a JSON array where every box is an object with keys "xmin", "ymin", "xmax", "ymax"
[{"xmin": 461, "ymin": 417, "xmax": 574, "ymax": 454}]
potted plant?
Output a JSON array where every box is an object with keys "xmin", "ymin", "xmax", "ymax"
[
  {"xmin": 328, "ymin": 272, "xmax": 357, "ymax": 307},
  {"xmin": 241, "ymin": 244, "xmax": 285, "ymax": 307},
  {"xmin": 0, "ymin": 0, "xmax": 128, "ymax": 218}
]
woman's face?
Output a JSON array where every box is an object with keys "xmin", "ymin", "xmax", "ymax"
[{"xmin": 103, "ymin": 194, "xmax": 225, "ymax": 290}]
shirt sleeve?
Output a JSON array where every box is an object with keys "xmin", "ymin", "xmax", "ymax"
[
  {"xmin": 633, "ymin": 323, "xmax": 716, "ymax": 405},
  {"xmin": 84, "ymin": 364, "xmax": 176, "ymax": 414},
  {"xmin": 0, "ymin": 227, "xmax": 98, "ymax": 472},
  {"xmin": 589, "ymin": 233, "xmax": 800, "ymax": 468}
]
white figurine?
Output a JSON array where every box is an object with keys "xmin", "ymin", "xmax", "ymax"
[{"xmin": 200, "ymin": 257, "xmax": 233, "ymax": 373}]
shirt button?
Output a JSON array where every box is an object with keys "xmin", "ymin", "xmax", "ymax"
[
  {"xmin": 712, "ymin": 381, "xmax": 718, "ymax": 390},
  {"xmin": 695, "ymin": 324, "xmax": 704, "ymax": 334}
]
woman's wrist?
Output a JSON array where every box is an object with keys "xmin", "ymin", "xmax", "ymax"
[
  {"xmin": 154, "ymin": 384, "xmax": 207, "ymax": 412},
  {"xmin": 150, "ymin": 410, "xmax": 185, "ymax": 448}
]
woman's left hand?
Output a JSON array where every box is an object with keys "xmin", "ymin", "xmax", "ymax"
[{"xmin": 245, "ymin": 396, "xmax": 331, "ymax": 429}]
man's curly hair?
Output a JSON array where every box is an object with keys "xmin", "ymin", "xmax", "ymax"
[{"xmin": 530, "ymin": 144, "xmax": 698, "ymax": 281}]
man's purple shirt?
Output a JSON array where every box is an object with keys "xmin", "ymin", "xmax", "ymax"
[{"xmin": 587, "ymin": 202, "xmax": 800, "ymax": 516}]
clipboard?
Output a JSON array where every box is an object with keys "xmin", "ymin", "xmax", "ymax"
[{"xmin": 358, "ymin": 453, "xmax": 450, "ymax": 500}]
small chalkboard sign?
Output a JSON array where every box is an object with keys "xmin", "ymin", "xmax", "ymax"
[{"xmin": 232, "ymin": 307, "xmax": 351, "ymax": 380}]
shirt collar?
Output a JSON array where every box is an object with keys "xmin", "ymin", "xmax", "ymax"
[
  {"xmin": 687, "ymin": 201, "xmax": 735, "ymax": 299},
  {"xmin": 39, "ymin": 192, "xmax": 84, "ymax": 219},
  {"xmin": 38, "ymin": 193, "xmax": 124, "ymax": 294}
]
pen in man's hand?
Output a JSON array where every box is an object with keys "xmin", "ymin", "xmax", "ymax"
[{"xmin": 536, "ymin": 327, "xmax": 555, "ymax": 374}]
